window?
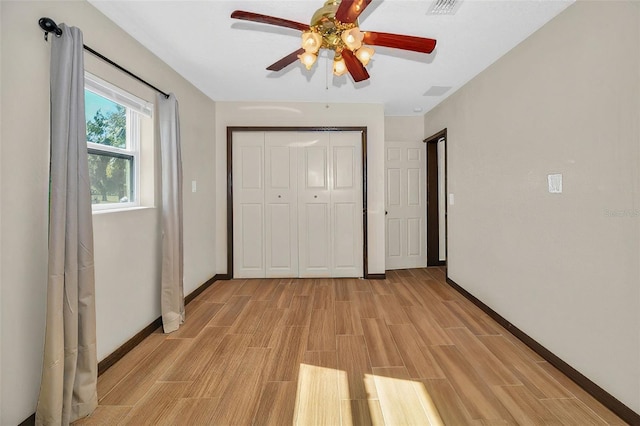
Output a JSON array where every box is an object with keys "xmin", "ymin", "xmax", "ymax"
[{"xmin": 84, "ymin": 73, "xmax": 152, "ymax": 210}]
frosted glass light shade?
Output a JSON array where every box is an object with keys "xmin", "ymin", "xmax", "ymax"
[
  {"xmin": 355, "ymin": 46, "xmax": 374, "ymax": 66},
  {"xmin": 301, "ymin": 31, "xmax": 322, "ymax": 53},
  {"xmin": 298, "ymin": 51, "xmax": 318, "ymax": 70}
]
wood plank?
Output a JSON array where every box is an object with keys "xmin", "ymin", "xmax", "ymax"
[
  {"xmin": 161, "ymin": 326, "xmax": 228, "ymax": 381},
  {"xmin": 352, "ymin": 278, "xmax": 372, "ymax": 292},
  {"xmin": 233, "ymin": 278, "xmax": 263, "ymax": 296},
  {"xmin": 100, "ymin": 339, "xmax": 190, "ymax": 406},
  {"xmin": 403, "ymin": 305, "xmax": 453, "ymax": 346},
  {"xmin": 353, "ymin": 291, "xmax": 382, "ymax": 319},
  {"xmin": 294, "ymin": 360, "xmax": 343, "ymax": 425},
  {"xmin": 199, "ymin": 279, "xmax": 243, "ymax": 303},
  {"xmin": 371, "ymin": 367, "xmax": 444, "ymax": 426},
  {"xmin": 334, "ymin": 279, "xmax": 353, "ymax": 301},
  {"xmin": 312, "ymin": 284, "xmax": 334, "ymax": 309},
  {"xmin": 541, "ymin": 398, "xmax": 608, "ymax": 425},
  {"xmin": 335, "ymin": 301, "xmax": 363, "ymax": 335},
  {"xmin": 293, "ymin": 278, "xmax": 315, "ymax": 296},
  {"xmin": 446, "ymin": 327, "xmax": 521, "ymax": 386},
  {"xmin": 253, "ymin": 381, "xmax": 297, "ymax": 426},
  {"xmin": 282, "ymin": 295, "xmax": 312, "ymax": 326},
  {"xmin": 421, "ymin": 378, "xmax": 476, "ymax": 426},
  {"xmin": 166, "ymin": 301, "xmax": 224, "ymax": 339},
  {"xmin": 388, "ymin": 324, "xmax": 445, "ymax": 379},
  {"xmin": 368, "ymin": 279, "xmax": 394, "ymax": 295},
  {"xmin": 160, "ymin": 398, "xmax": 220, "ymax": 425},
  {"xmin": 537, "ymin": 361, "xmax": 627, "ymax": 425},
  {"xmin": 206, "ymin": 295, "xmax": 252, "ymax": 327},
  {"xmin": 266, "ymin": 326, "xmax": 309, "ymax": 381},
  {"xmin": 492, "ymin": 384, "xmax": 563, "ymax": 425},
  {"xmin": 210, "ymin": 347, "xmax": 271, "ymax": 425},
  {"xmin": 337, "ymin": 335, "xmax": 376, "ymax": 400},
  {"xmin": 185, "ymin": 333, "xmax": 251, "ymax": 398},
  {"xmin": 361, "ymin": 318, "xmax": 404, "ymax": 368},
  {"xmin": 228, "ymin": 299, "xmax": 269, "ymax": 334},
  {"xmin": 341, "ymin": 399, "xmax": 373, "ymax": 426},
  {"xmin": 73, "ymin": 406, "xmax": 132, "ymax": 425},
  {"xmin": 249, "ymin": 308, "xmax": 285, "ymax": 347},
  {"xmin": 307, "ymin": 308, "xmax": 337, "ymax": 351},
  {"xmin": 270, "ymin": 280, "xmax": 296, "ymax": 309},
  {"xmin": 248, "ymin": 278, "xmax": 281, "ymax": 300},
  {"xmin": 430, "ymin": 345, "xmax": 516, "ymax": 422},
  {"xmin": 444, "ymin": 300, "xmax": 501, "ymax": 336},
  {"xmin": 97, "ymin": 332, "xmax": 165, "ymax": 400},
  {"xmin": 388, "ymin": 280, "xmax": 420, "ymax": 307},
  {"xmin": 479, "ymin": 335, "xmax": 573, "ymax": 399},
  {"xmin": 374, "ymin": 294, "xmax": 411, "ymax": 324},
  {"xmin": 120, "ymin": 382, "xmax": 189, "ymax": 425}
]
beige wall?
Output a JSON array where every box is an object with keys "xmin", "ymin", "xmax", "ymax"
[
  {"xmin": 215, "ymin": 101, "xmax": 386, "ymax": 276},
  {"xmin": 424, "ymin": 0, "xmax": 640, "ymax": 413},
  {"xmin": 0, "ymin": 1, "xmax": 216, "ymax": 424},
  {"xmin": 385, "ymin": 115, "xmax": 425, "ymax": 142}
]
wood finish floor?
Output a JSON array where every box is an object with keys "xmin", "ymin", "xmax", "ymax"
[{"xmin": 76, "ymin": 268, "xmax": 627, "ymax": 425}]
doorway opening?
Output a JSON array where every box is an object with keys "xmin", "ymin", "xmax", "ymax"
[{"xmin": 425, "ymin": 129, "xmax": 447, "ymax": 267}]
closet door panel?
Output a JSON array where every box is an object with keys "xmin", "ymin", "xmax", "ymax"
[
  {"xmin": 233, "ymin": 132, "xmax": 265, "ymax": 278},
  {"xmin": 298, "ymin": 133, "xmax": 331, "ymax": 277},
  {"xmin": 330, "ymin": 132, "xmax": 363, "ymax": 277},
  {"xmin": 264, "ymin": 133, "xmax": 298, "ymax": 277}
]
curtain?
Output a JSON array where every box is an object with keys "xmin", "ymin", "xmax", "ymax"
[
  {"xmin": 36, "ymin": 24, "xmax": 98, "ymax": 425},
  {"xmin": 156, "ymin": 93, "xmax": 185, "ymax": 333}
]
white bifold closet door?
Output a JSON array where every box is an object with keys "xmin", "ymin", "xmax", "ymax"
[{"xmin": 233, "ymin": 131, "xmax": 362, "ymax": 279}]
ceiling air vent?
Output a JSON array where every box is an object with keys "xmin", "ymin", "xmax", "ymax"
[{"xmin": 427, "ymin": 0, "xmax": 462, "ymax": 15}]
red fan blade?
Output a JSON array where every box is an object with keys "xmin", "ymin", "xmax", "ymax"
[
  {"xmin": 231, "ymin": 10, "xmax": 309, "ymax": 32},
  {"xmin": 363, "ymin": 31, "xmax": 437, "ymax": 54},
  {"xmin": 335, "ymin": 0, "xmax": 372, "ymax": 23},
  {"xmin": 267, "ymin": 48, "xmax": 306, "ymax": 71},
  {"xmin": 342, "ymin": 49, "xmax": 370, "ymax": 82}
]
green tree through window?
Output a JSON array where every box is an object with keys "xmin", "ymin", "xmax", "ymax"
[{"xmin": 86, "ymin": 104, "xmax": 132, "ymax": 203}]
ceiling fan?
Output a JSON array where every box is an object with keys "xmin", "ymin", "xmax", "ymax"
[{"xmin": 231, "ymin": 0, "xmax": 437, "ymax": 83}]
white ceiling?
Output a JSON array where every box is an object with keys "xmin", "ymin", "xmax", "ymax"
[{"xmin": 88, "ymin": 0, "xmax": 573, "ymax": 116}]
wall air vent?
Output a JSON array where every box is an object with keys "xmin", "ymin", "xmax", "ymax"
[{"xmin": 427, "ymin": 0, "xmax": 462, "ymax": 15}]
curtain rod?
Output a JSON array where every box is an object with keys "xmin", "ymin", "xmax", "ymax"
[{"xmin": 39, "ymin": 17, "xmax": 170, "ymax": 99}]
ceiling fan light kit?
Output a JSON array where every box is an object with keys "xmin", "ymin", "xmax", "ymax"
[{"xmin": 231, "ymin": 0, "xmax": 437, "ymax": 83}]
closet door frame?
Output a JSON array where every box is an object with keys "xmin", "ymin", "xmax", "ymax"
[{"xmin": 227, "ymin": 126, "xmax": 370, "ymax": 279}]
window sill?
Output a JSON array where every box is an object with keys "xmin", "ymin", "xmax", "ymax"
[{"xmin": 92, "ymin": 205, "xmax": 155, "ymax": 215}]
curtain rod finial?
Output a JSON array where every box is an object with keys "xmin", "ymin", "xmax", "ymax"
[{"xmin": 39, "ymin": 17, "xmax": 62, "ymax": 41}]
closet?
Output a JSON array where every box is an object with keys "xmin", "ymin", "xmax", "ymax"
[{"xmin": 232, "ymin": 130, "xmax": 363, "ymax": 278}]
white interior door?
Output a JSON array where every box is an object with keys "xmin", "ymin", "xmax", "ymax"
[
  {"xmin": 330, "ymin": 132, "xmax": 363, "ymax": 277},
  {"xmin": 385, "ymin": 141, "xmax": 427, "ymax": 270},
  {"xmin": 233, "ymin": 132, "xmax": 265, "ymax": 278},
  {"xmin": 298, "ymin": 133, "xmax": 332, "ymax": 277},
  {"xmin": 265, "ymin": 132, "xmax": 298, "ymax": 277}
]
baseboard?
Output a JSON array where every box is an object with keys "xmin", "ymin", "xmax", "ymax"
[
  {"xmin": 366, "ymin": 273, "xmax": 386, "ymax": 280},
  {"xmin": 445, "ymin": 276, "xmax": 640, "ymax": 425},
  {"xmin": 18, "ymin": 413, "xmax": 35, "ymax": 426},
  {"xmin": 184, "ymin": 273, "xmax": 229, "ymax": 305}
]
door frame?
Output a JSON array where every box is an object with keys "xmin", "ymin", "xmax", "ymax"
[
  {"xmin": 227, "ymin": 126, "xmax": 370, "ymax": 278},
  {"xmin": 424, "ymin": 128, "xmax": 447, "ymax": 267}
]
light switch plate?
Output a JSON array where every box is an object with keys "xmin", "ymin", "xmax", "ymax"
[
  {"xmin": 192, "ymin": 180, "xmax": 197, "ymax": 193},
  {"xmin": 548, "ymin": 174, "xmax": 562, "ymax": 193},
  {"xmin": 449, "ymin": 193, "xmax": 455, "ymax": 205}
]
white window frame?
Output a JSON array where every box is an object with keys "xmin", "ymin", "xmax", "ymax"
[{"xmin": 84, "ymin": 72, "xmax": 152, "ymax": 211}]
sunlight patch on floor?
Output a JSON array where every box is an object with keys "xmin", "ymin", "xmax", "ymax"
[
  {"xmin": 294, "ymin": 363, "xmax": 443, "ymax": 425},
  {"xmin": 367, "ymin": 373, "xmax": 444, "ymax": 426}
]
